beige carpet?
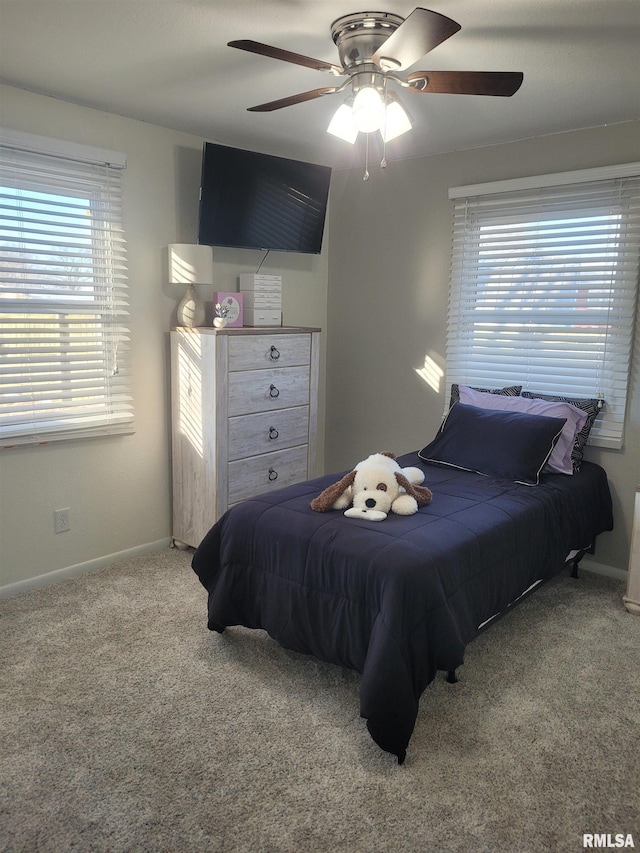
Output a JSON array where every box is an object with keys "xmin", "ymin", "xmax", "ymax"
[{"xmin": 1, "ymin": 548, "xmax": 638, "ymax": 853}]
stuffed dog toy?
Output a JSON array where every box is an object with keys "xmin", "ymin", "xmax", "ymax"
[{"xmin": 311, "ymin": 452, "xmax": 432, "ymax": 521}]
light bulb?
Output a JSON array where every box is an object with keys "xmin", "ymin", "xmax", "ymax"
[{"xmin": 352, "ymin": 86, "xmax": 385, "ymax": 133}]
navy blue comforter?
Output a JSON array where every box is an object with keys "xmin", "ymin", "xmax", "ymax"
[{"xmin": 192, "ymin": 453, "xmax": 613, "ymax": 762}]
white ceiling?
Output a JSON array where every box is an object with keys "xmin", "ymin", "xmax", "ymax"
[{"xmin": 1, "ymin": 0, "xmax": 639, "ymax": 169}]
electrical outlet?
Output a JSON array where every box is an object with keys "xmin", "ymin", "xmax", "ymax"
[{"xmin": 54, "ymin": 508, "xmax": 70, "ymax": 533}]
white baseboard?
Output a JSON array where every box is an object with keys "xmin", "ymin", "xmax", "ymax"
[
  {"xmin": 0, "ymin": 538, "xmax": 173, "ymax": 600},
  {"xmin": 579, "ymin": 557, "xmax": 628, "ymax": 581}
]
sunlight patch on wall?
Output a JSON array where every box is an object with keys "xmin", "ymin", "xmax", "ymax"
[{"xmin": 415, "ymin": 350, "xmax": 445, "ymax": 395}]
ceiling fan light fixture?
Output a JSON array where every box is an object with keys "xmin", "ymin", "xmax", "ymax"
[
  {"xmin": 327, "ymin": 92, "xmax": 413, "ymax": 145},
  {"xmin": 327, "ymin": 102, "xmax": 358, "ymax": 143},
  {"xmin": 230, "ymin": 8, "xmax": 523, "ymax": 172},
  {"xmin": 352, "ymin": 85, "xmax": 385, "ymax": 133}
]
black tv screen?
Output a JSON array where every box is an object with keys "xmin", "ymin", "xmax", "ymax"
[{"xmin": 197, "ymin": 142, "xmax": 331, "ymax": 254}]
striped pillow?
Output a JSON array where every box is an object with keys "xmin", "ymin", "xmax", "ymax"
[{"xmin": 521, "ymin": 392, "xmax": 603, "ymax": 471}]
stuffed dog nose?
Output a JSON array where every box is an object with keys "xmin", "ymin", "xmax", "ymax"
[{"xmin": 365, "ymin": 498, "xmax": 376, "ymax": 509}]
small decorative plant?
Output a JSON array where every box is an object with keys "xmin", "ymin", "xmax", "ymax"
[{"xmin": 214, "ymin": 300, "xmax": 230, "ymax": 327}]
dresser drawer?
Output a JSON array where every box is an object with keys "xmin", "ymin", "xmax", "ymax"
[
  {"xmin": 228, "ymin": 366, "xmax": 310, "ymax": 416},
  {"xmin": 228, "ymin": 445, "xmax": 309, "ymax": 505},
  {"xmin": 228, "ymin": 334, "xmax": 310, "ymax": 370},
  {"xmin": 228, "ymin": 406, "xmax": 310, "ymax": 461}
]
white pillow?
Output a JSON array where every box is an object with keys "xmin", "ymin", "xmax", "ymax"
[{"xmin": 459, "ymin": 385, "xmax": 588, "ymax": 475}]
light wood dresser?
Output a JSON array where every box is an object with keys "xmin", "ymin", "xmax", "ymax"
[
  {"xmin": 170, "ymin": 326, "xmax": 321, "ymax": 549},
  {"xmin": 623, "ymin": 485, "xmax": 640, "ymax": 615}
]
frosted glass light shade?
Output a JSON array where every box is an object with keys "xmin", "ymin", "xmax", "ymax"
[
  {"xmin": 382, "ymin": 99, "xmax": 413, "ymax": 142},
  {"xmin": 327, "ymin": 103, "xmax": 358, "ymax": 143}
]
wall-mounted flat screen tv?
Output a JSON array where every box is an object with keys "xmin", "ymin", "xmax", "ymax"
[{"xmin": 197, "ymin": 142, "xmax": 332, "ymax": 255}]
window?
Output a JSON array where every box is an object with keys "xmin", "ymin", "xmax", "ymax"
[
  {"xmin": 0, "ymin": 130, "xmax": 132, "ymax": 446},
  {"xmin": 447, "ymin": 163, "xmax": 640, "ymax": 449}
]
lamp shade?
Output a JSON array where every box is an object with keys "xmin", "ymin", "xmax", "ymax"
[
  {"xmin": 168, "ymin": 243, "xmax": 213, "ymax": 286},
  {"xmin": 382, "ymin": 96, "xmax": 413, "ymax": 142},
  {"xmin": 327, "ymin": 103, "xmax": 359, "ymax": 143}
]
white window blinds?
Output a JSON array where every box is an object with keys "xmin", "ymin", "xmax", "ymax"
[
  {"xmin": 0, "ymin": 130, "xmax": 132, "ymax": 446},
  {"xmin": 447, "ymin": 164, "xmax": 640, "ymax": 449}
]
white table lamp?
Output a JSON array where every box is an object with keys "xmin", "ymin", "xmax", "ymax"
[{"xmin": 168, "ymin": 243, "xmax": 213, "ymax": 327}]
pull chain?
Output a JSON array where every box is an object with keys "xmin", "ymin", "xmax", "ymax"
[
  {"xmin": 381, "ymin": 82, "xmax": 388, "ymax": 169},
  {"xmin": 363, "ymin": 133, "xmax": 370, "ymax": 181}
]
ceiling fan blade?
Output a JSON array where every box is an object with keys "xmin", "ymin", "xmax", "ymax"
[
  {"xmin": 406, "ymin": 70, "xmax": 524, "ymax": 96},
  {"xmin": 372, "ymin": 8, "xmax": 461, "ymax": 70},
  {"xmin": 247, "ymin": 87, "xmax": 339, "ymax": 112},
  {"xmin": 228, "ymin": 39, "xmax": 343, "ymax": 75}
]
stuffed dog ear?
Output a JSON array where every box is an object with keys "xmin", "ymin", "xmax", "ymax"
[
  {"xmin": 395, "ymin": 473, "xmax": 433, "ymax": 507},
  {"xmin": 311, "ymin": 470, "xmax": 357, "ymax": 512}
]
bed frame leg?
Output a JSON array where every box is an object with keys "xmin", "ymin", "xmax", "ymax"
[
  {"xmin": 446, "ymin": 669, "xmax": 458, "ymax": 684},
  {"xmin": 570, "ymin": 548, "xmax": 587, "ymax": 579}
]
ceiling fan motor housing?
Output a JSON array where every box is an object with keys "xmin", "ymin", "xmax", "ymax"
[{"xmin": 331, "ymin": 12, "xmax": 404, "ymax": 71}]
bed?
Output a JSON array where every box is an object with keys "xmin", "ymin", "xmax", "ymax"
[{"xmin": 192, "ymin": 394, "xmax": 613, "ymax": 763}]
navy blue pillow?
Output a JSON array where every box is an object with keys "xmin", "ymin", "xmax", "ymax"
[{"xmin": 419, "ymin": 402, "xmax": 567, "ymax": 485}]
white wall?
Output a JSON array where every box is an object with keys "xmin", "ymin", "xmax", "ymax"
[
  {"xmin": 326, "ymin": 121, "xmax": 640, "ymax": 574},
  {"xmin": 0, "ymin": 85, "xmax": 328, "ymax": 594}
]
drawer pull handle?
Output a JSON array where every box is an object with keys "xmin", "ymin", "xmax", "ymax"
[
  {"xmin": 268, "ymin": 427, "xmax": 279, "ymax": 440},
  {"xmin": 269, "ymin": 384, "xmax": 280, "ymax": 398},
  {"xmin": 268, "ymin": 468, "xmax": 278, "ymax": 481},
  {"xmin": 270, "ymin": 346, "xmax": 280, "ymax": 361}
]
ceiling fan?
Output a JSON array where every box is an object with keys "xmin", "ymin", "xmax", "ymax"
[{"xmin": 228, "ymin": 7, "xmax": 523, "ymax": 150}]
